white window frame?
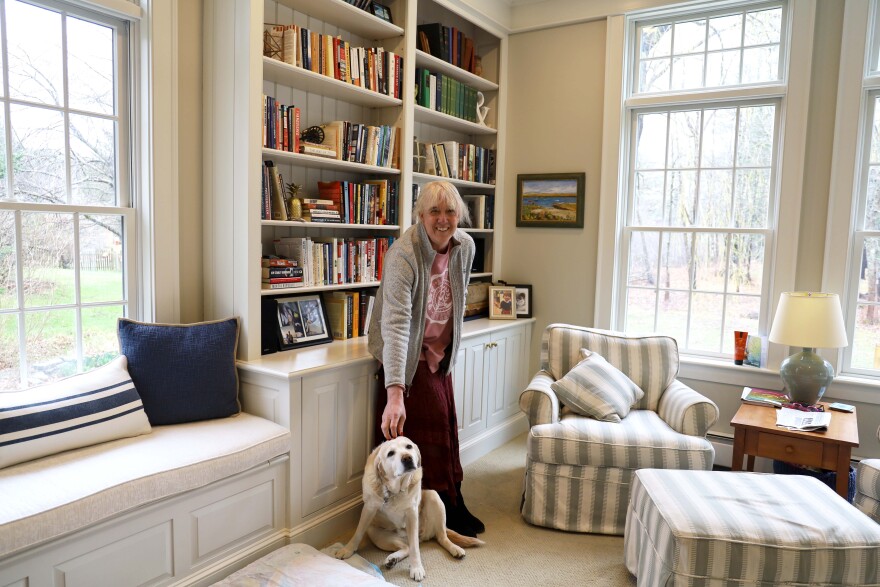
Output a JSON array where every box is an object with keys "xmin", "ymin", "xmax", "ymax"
[
  {"xmin": 823, "ymin": 0, "xmax": 880, "ymax": 387},
  {"xmin": 596, "ymin": 0, "xmax": 815, "ymax": 379}
]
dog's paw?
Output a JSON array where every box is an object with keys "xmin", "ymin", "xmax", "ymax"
[
  {"xmin": 410, "ymin": 564, "xmax": 426, "ymax": 582},
  {"xmin": 451, "ymin": 545, "xmax": 466, "ymax": 559},
  {"xmin": 384, "ymin": 554, "xmax": 401, "ymax": 569},
  {"xmin": 335, "ymin": 544, "xmax": 355, "ymax": 560}
]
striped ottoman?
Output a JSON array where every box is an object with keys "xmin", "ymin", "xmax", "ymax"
[{"xmin": 624, "ymin": 469, "xmax": 880, "ymax": 586}]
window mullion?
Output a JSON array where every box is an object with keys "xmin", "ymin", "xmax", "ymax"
[{"xmin": 14, "ymin": 210, "xmax": 25, "ymax": 387}]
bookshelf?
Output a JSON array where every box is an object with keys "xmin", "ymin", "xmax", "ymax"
[{"xmin": 204, "ymin": 0, "xmax": 506, "ymax": 361}]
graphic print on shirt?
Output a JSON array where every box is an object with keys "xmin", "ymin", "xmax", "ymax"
[{"xmin": 426, "ymin": 269, "xmax": 452, "ymax": 326}]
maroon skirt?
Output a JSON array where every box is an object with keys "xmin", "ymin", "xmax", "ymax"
[{"xmin": 375, "ymin": 361, "xmax": 463, "ymax": 500}]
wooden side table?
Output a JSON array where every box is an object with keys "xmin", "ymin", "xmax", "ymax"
[{"xmin": 730, "ymin": 402, "xmax": 859, "ymax": 498}]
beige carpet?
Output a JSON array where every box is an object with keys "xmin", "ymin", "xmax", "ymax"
[{"xmin": 328, "ymin": 433, "xmax": 637, "ymax": 587}]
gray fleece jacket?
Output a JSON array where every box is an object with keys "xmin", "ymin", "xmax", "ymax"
[{"xmin": 367, "ymin": 222, "xmax": 475, "ymax": 388}]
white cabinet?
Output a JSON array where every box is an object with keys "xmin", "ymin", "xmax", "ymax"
[
  {"xmin": 453, "ymin": 332, "xmax": 489, "ymax": 442},
  {"xmin": 301, "ymin": 361, "xmax": 375, "ymax": 516}
]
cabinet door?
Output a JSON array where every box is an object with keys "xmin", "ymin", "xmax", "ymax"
[
  {"xmin": 301, "ymin": 361, "xmax": 375, "ymax": 517},
  {"xmin": 487, "ymin": 325, "xmax": 527, "ymax": 427},
  {"xmin": 457, "ymin": 333, "xmax": 490, "ymax": 442}
]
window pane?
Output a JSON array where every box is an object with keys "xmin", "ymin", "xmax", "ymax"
[
  {"xmin": 80, "ymin": 215, "xmax": 123, "ymax": 302},
  {"xmin": 707, "ymin": 14, "xmax": 743, "ymax": 51},
  {"xmin": 744, "ymin": 8, "xmax": 782, "ymax": 46},
  {"xmin": 737, "ymin": 105, "xmax": 775, "ymax": 166},
  {"xmin": 693, "ymin": 233, "xmax": 728, "ymax": 291},
  {"xmin": 635, "ymin": 112, "xmax": 667, "ymax": 169},
  {"xmin": 0, "ymin": 113, "xmax": 6, "ymax": 200},
  {"xmin": 82, "ymin": 304, "xmax": 123, "ymax": 370},
  {"xmin": 742, "ymin": 46, "xmax": 779, "ymax": 84},
  {"xmin": 11, "ymin": 104, "xmax": 66, "ymax": 204},
  {"xmin": 633, "ymin": 172, "xmax": 664, "ymax": 226},
  {"xmin": 734, "ymin": 168, "xmax": 770, "ymax": 228},
  {"xmin": 722, "ymin": 294, "xmax": 760, "ymax": 353},
  {"xmin": 21, "ymin": 212, "xmax": 74, "ymax": 308},
  {"xmin": 871, "ymin": 97, "xmax": 880, "ymax": 164},
  {"xmin": 657, "ymin": 290, "xmax": 689, "ymax": 344},
  {"xmin": 866, "ymin": 167, "xmax": 880, "ymax": 231},
  {"xmin": 0, "ymin": 314, "xmax": 18, "ymax": 390},
  {"xmin": 25, "ymin": 308, "xmax": 76, "ymax": 385},
  {"xmin": 70, "ymin": 114, "xmax": 117, "ymax": 206},
  {"xmin": 640, "ymin": 58, "xmax": 670, "ymax": 93},
  {"xmin": 671, "ymin": 55, "xmax": 704, "ymax": 90},
  {"xmin": 854, "ymin": 239, "xmax": 880, "ymax": 370},
  {"xmin": 728, "ymin": 234, "xmax": 764, "ymax": 294},
  {"xmin": 697, "ymin": 170, "xmax": 733, "ymax": 227},
  {"xmin": 701, "ymin": 108, "xmax": 737, "ymax": 167},
  {"xmin": 640, "ymin": 24, "xmax": 671, "ymax": 58},
  {"xmin": 67, "ymin": 17, "xmax": 115, "ymax": 115},
  {"xmin": 625, "ymin": 288, "xmax": 656, "ymax": 333},
  {"xmin": 7, "ymin": 0, "xmax": 63, "ymax": 105},
  {"xmin": 705, "ymin": 50, "xmax": 741, "ymax": 87},
  {"xmin": 666, "ymin": 170, "xmax": 697, "ymax": 226},
  {"xmin": 659, "ymin": 232, "xmax": 692, "ymax": 290},
  {"xmin": 673, "ymin": 19, "xmax": 706, "ymax": 55},
  {"xmin": 668, "ymin": 110, "xmax": 700, "ymax": 169},
  {"xmin": 0, "ymin": 211, "xmax": 15, "ymax": 310},
  {"xmin": 689, "ymin": 292, "xmax": 724, "ymax": 351},
  {"xmin": 628, "ymin": 231, "xmax": 659, "ymax": 286}
]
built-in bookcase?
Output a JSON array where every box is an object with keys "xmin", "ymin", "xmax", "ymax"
[{"xmin": 204, "ymin": 0, "xmax": 506, "ymax": 360}]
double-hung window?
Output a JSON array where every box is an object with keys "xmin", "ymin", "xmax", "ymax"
[
  {"xmin": 615, "ymin": 1, "xmax": 797, "ymax": 358},
  {"xmin": 0, "ymin": 0, "xmax": 134, "ymax": 391}
]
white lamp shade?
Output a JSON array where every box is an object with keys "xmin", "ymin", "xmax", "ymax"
[{"xmin": 768, "ymin": 292, "xmax": 848, "ymax": 349}]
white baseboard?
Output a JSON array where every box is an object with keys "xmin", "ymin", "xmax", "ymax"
[
  {"xmin": 459, "ymin": 414, "xmax": 528, "ymax": 467},
  {"xmin": 177, "ymin": 532, "xmax": 288, "ymax": 587}
]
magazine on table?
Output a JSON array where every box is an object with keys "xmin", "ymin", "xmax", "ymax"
[
  {"xmin": 741, "ymin": 387, "xmax": 789, "ymax": 407},
  {"xmin": 775, "ymin": 407, "xmax": 831, "ymax": 432}
]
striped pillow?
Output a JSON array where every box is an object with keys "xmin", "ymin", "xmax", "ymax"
[
  {"xmin": 550, "ymin": 349, "xmax": 645, "ymax": 422},
  {"xmin": 0, "ymin": 355, "xmax": 151, "ymax": 469}
]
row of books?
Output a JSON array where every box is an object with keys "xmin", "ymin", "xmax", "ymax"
[
  {"xmin": 417, "ymin": 23, "xmax": 479, "ymax": 75},
  {"xmin": 318, "ymin": 179, "xmax": 399, "ymax": 226},
  {"xmin": 262, "ymin": 96, "xmax": 301, "ymax": 153},
  {"xmin": 462, "ymin": 194, "xmax": 494, "ymax": 229},
  {"xmin": 415, "ymin": 68, "xmax": 482, "ymax": 124},
  {"xmin": 263, "ymin": 24, "xmax": 404, "ymax": 98},
  {"xmin": 414, "ymin": 140, "xmax": 495, "ymax": 185},
  {"xmin": 272, "ymin": 236, "xmax": 395, "ymax": 288},
  {"xmin": 261, "ymin": 257, "xmax": 304, "ymax": 289},
  {"xmin": 324, "ymin": 290, "xmax": 375, "ymax": 340},
  {"xmin": 319, "ymin": 120, "xmax": 400, "ymax": 169}
]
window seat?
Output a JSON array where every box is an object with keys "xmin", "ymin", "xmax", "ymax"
[{"xmin": 0, "ymin": 412, "xmax": 291, "ymax": 587}]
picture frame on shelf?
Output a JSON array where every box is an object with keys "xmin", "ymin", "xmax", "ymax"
[
  {"xmin": 275, "ymin": 294, "xmax": 332, "ymax": 350},
  {"xmin": 370, "ymin": 2, "xmax": 393, "ymax": 23},
  {"xmin": 489, "ymin": 286, "xmax": 516, "ymax": 320},
  {"xmin": 512, "ymin": 284, "xmax": 532, "ymax": 318},
  {"xmin": 516, "ymin": 172, "xmax": 585, "ymax": 228}
]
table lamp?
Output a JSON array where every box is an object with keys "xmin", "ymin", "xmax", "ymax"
[{"xmin": 768, "ymin": 292, "xmax": 848, "ymax": 405}]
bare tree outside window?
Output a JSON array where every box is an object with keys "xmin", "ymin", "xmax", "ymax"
[{"xmin": 0, "ymin": 0, "xmax": 131, "ymax": 390}]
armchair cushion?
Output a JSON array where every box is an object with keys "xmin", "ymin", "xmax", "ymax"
[
  {"xmin": 550, "ymin": 350, "xmax": 644, "ymax": 422},
  {"xmin": 657, "ymin": 379, "xmax": 719, "ymax": 437}
]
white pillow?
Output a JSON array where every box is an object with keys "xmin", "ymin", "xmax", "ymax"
[
  {"xmin": 550, "ymin": 349, "xmax": 645, "ymax": 422},
  {"xmin": 0, "ymin": 355, "xmax": 152, "ymax": 469}
]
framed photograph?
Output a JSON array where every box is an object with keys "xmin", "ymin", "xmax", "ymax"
[
  {"xmin": 370, "ymin": 2, "xmax": 393, "ymax": 23},
  {"xmin": 275, "ymin": 294, "xmax": 332, "ymax": 350},
  {"xmin": 512, "ymin": 284, "xmax": 532, "ymax": 318},
  {"xmin": 516, "ymin": 172, "xmax": 585, "ymax": 228},
  {"xmin": 489, "ymin": 286, "xmax": 517, "ymax": 320}
]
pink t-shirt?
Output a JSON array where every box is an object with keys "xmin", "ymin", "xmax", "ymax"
[{"xmin": 421, "ymin": 250, "xmax": 453, "ymax": 373}]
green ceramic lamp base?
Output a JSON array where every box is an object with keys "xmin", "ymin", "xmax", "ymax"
[{"xmin": 779, "ymin": 347, "xmax": 834, "ymax": 405}]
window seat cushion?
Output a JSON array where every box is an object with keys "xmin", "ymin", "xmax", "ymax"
[{"xmin": 0, "ymin": 412, "xmax": 290, "ymax": 559}]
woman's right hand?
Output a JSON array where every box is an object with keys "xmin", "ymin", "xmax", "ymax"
[{"xmin": 381, "ymin": 385, "xmax": 406, "ymax": 440}]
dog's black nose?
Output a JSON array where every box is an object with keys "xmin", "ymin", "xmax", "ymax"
[{"xmin": 401, "ymin": 454, "xmax": 415, "ymax": 470}]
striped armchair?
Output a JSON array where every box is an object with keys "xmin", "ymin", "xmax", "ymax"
[
  {"xmin": 518, "ymin": 324, "xmax": 719, "ymax": 535},
  {"xmin": 855, "ymin": 427, "xmax": 880, "ymax": 523}
]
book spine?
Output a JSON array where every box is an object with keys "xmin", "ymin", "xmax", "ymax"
[{"xmin": 265, "ymin": 282, "xmax": 304, "ymax": 289}]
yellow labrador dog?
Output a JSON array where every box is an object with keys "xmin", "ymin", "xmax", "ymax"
[{"xmin": 335, "ymin": 436, "xmax": 484, "ymax": 581}]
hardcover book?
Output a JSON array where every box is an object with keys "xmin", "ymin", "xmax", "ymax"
[{"xmin": 741, "ymin": 387, "xmax": 789, "ymax": 407}]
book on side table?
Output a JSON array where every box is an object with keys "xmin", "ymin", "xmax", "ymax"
[{"xmin": 741, "ymin": 387, "xmax": 789, "ymax": 407}]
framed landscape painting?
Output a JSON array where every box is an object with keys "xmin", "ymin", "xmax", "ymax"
[{"xmin": 516, "ymin": 172, "xmax": 585, "ymax": 228}]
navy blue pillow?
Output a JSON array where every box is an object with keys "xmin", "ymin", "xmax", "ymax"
[{"xmin": 118, "ymin": 317, "xmax": 241, "ymax": 425}]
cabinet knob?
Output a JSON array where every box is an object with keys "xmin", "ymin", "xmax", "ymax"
[{"xmin": 785, "ymin": 445, "xmax": 794, "ymax": 454}]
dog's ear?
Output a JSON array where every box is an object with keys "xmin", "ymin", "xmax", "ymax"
[{"xmin": 371, "ymin": 452, "xmax": 388, "ymax": 496}]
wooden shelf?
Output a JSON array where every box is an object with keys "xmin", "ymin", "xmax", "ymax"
[
  {"xmin": 414, "ymin": 105, "xmax": 497, "ymax": 135},
  {"xmin": 470, "ymin": 272, "xmax": 492, "ymax": 279},
  {"xmin": 263, "ymin": 57, "xmax": 402, "ymax": 108},
  {"xmin": 261, "ymin": 281, "xmax": 381, "ymax": 296},
  {"xmin": 262, "ymin": 220, "xmax": 400, "ymax": 230},
  {"xmin": 275, "ymin": 0, "xmax": 403, "ymax": 40},
  {"xmin": 415, "ymin": 50, "xmax": 498, "ymax": 92},
  {"xmin": 412, "ymin": 172, "xmax": 494, "ymax": 190},
  {"xmin": 262, "ymin": 148, "xmax": 401, "ymax": 175},
  {"xmin": 463, "ymin": 228, "xmax": 493, "ymax": 234}
]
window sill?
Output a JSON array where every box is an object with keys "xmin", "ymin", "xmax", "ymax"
[{"xmin": 679, "ymin": 356, "xmax": 880, "ymax": 404}]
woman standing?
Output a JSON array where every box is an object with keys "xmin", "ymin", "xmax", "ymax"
[{"xmin": 367, "ymin": 181, "xmax": 484, "ymax": 537}]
